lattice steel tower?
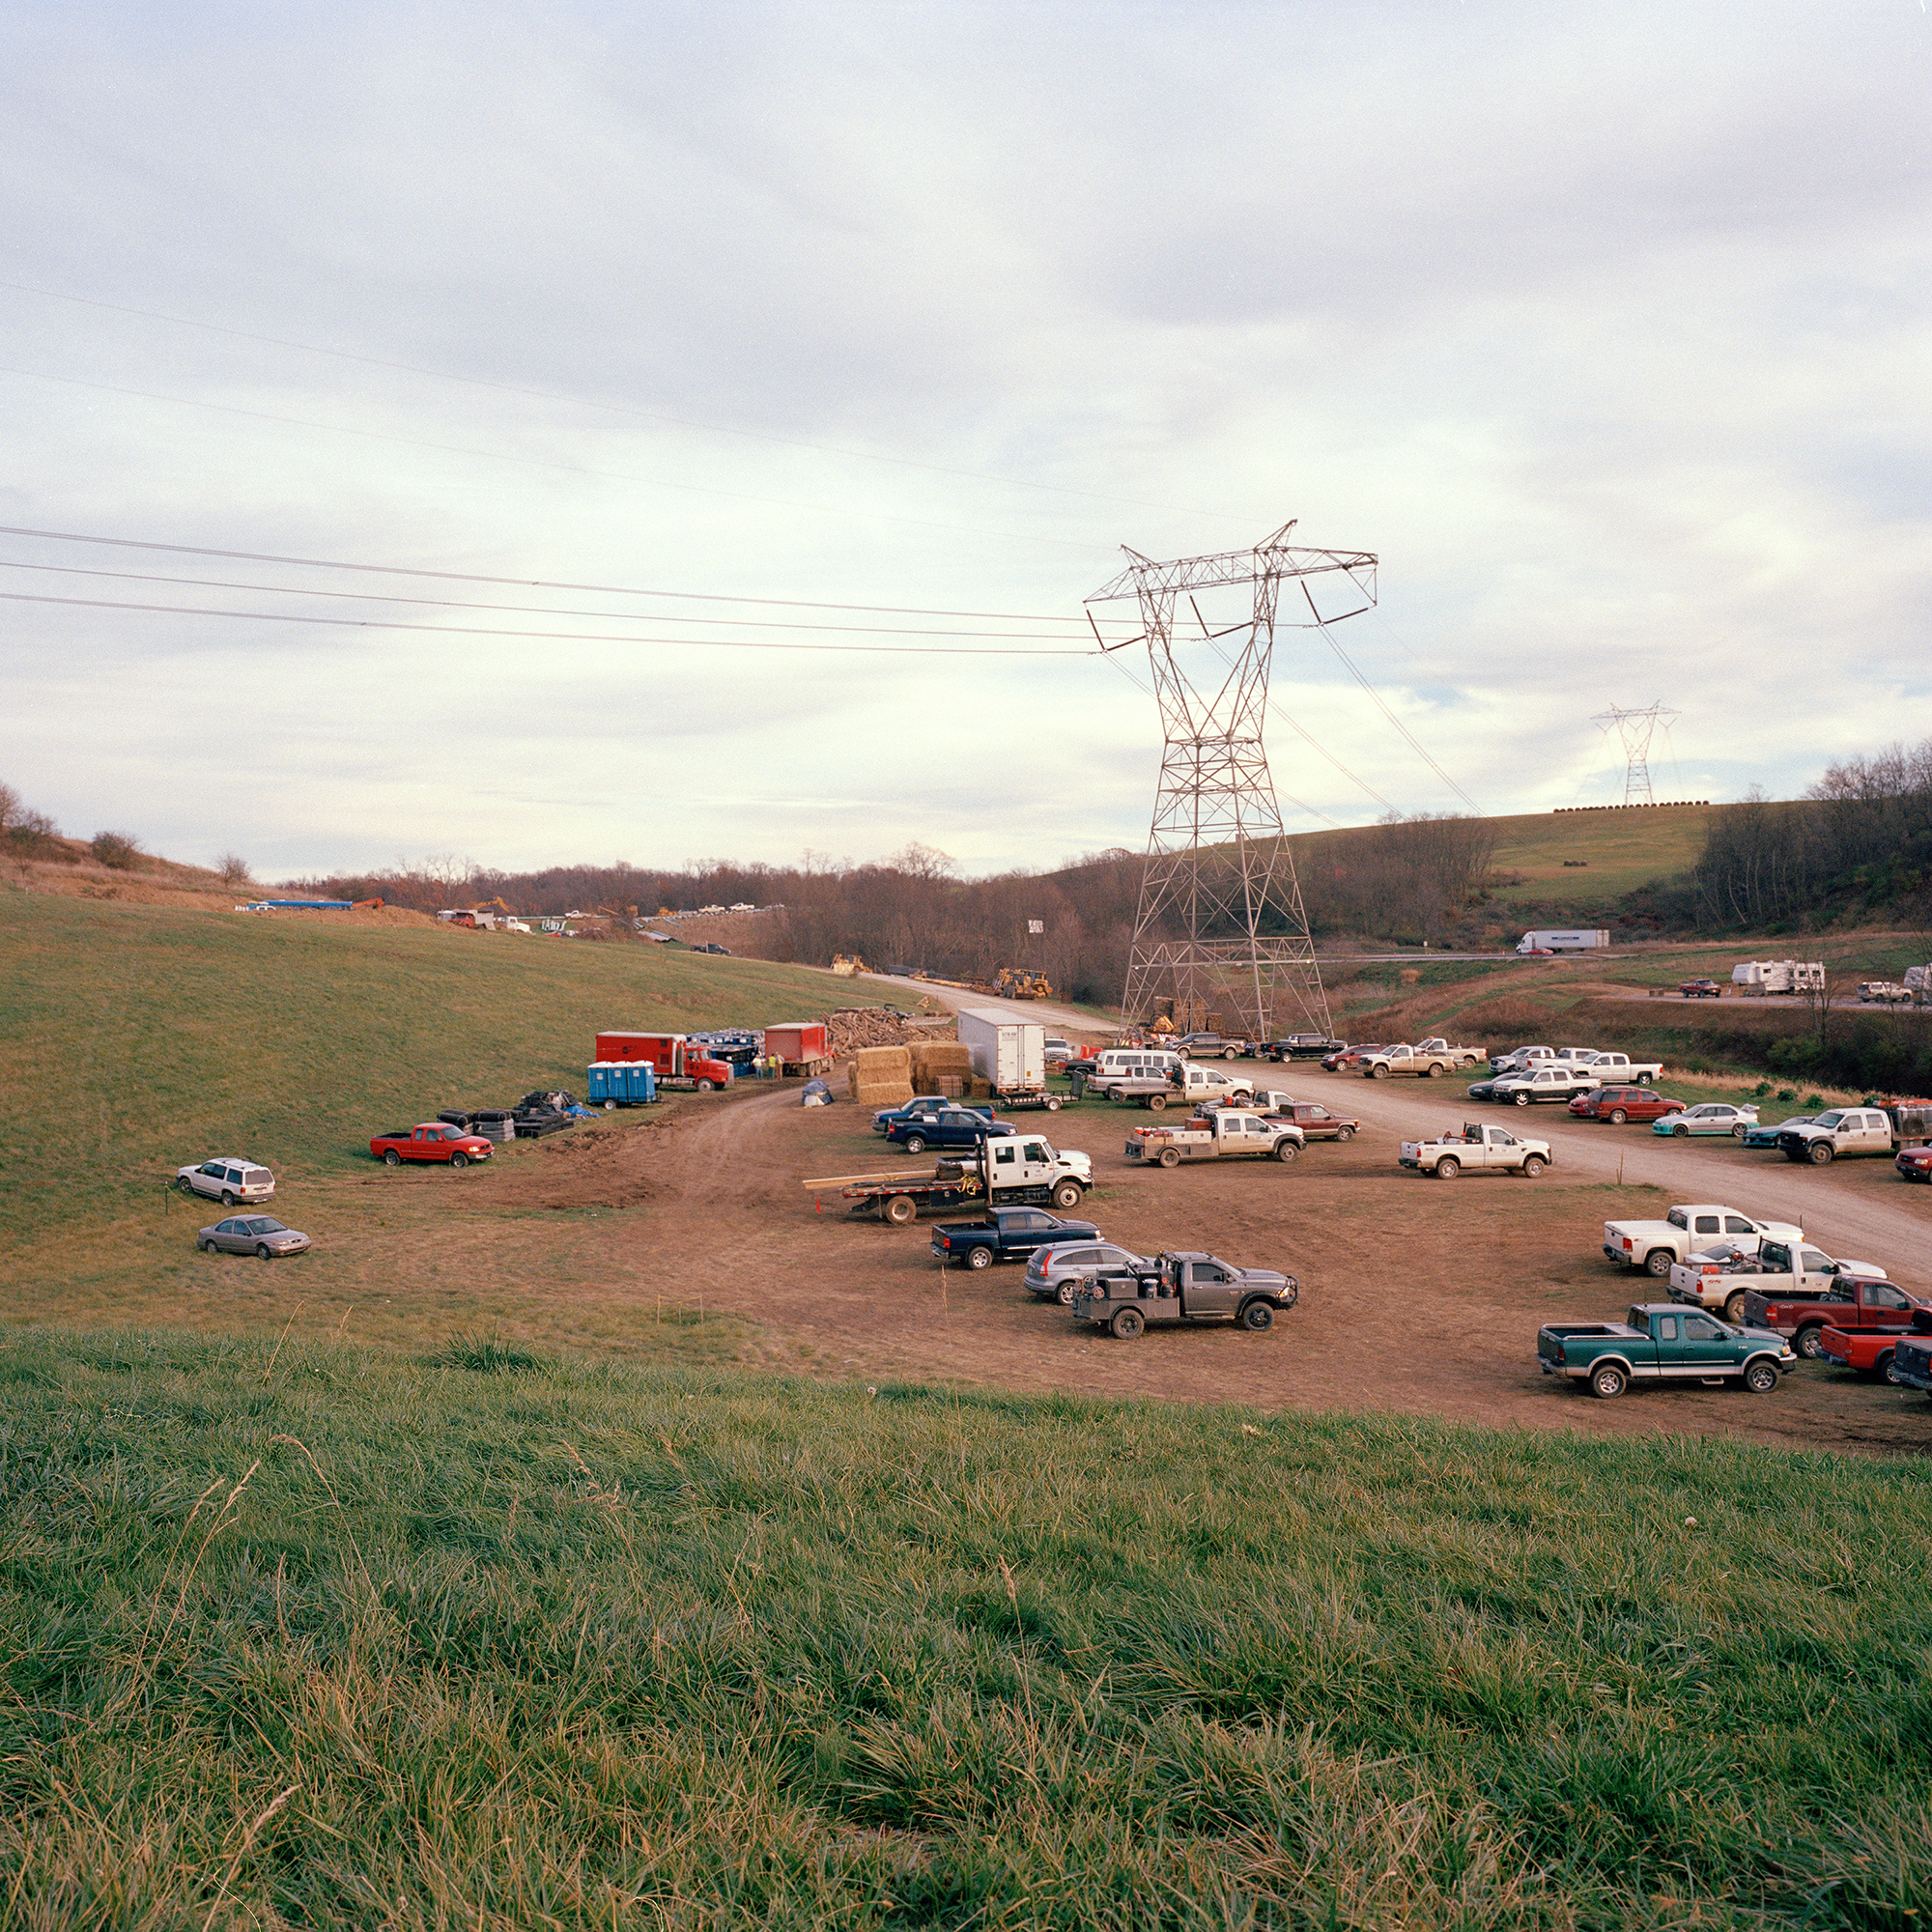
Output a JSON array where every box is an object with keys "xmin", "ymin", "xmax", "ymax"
[
  {"xmin": 1592, "ymin": 702, "xmax": 1677, "ymax": 806},
  {"xmin": 1087, "ymin": 522, "xmax": 1378, "ymax": 1040}
]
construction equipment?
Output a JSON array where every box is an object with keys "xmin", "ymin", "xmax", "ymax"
[
  {"xmin": 831, "ymin": 953, "xmax": 867, "ymax": 977},
  {"xmin": 993, "ymin": 967, "xmax": 1054, "ymax": 1000}
]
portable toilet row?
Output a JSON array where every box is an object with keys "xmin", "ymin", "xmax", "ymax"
[{"xmin": 586, "ymin": 1060, "xmax": 658, "ymax": 1107}]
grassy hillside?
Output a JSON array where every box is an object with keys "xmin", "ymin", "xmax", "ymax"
[
  {"xmin": 2, "ymin": 1328, "xmax": 1927, "ymax": 1928},
  {"xmin": 0, "ymin": 891, "xmax": 853, "ymax": 1315},
  {"xmin": 1285, "ymin": 804, "xmax": 1723, "ymax": 915}
]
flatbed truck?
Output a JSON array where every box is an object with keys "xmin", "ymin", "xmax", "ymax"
[{"xmin": 803, "ymin": 1132, "xmax": 1093, "ymax": 1224}]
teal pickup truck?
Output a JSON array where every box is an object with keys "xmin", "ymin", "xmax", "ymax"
[{"xmin": 1537, "ymin": 1304, "xmax": 1795, "ymax": 1399}]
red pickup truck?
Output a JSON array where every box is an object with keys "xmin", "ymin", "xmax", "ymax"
[
  {"xmin": 1817, "ymin": 1311, "xmax": 1932, "ymax": 1382},
  {"xmin": 1739, "ymin": 1276, "xmax": 1930, "ymax": 1360},
  {"xmin": 370, "ymin": 1122, "xmax": 495, "ymax": 1168}
]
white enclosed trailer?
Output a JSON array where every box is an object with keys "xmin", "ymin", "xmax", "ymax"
[
  {"xmin": 1517, "ymin": 928, "xmax": 1611, "ymax": 953},
  {"xmin": 958, "ymin": 1008, "xmax": 1047, "ymax": 1099}
]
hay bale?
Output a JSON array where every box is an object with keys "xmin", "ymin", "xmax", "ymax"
[
  {"xmin": 855, "ymin": 1078, "xmax": 913, "ymax": 1108},
  {"xmin": 932, "ymin": 1074, "xmax": 964, "ymax": 1098},
  {"xmin": 853, "ymin": 1044, "xmax": 912, "ymax": 1080}
]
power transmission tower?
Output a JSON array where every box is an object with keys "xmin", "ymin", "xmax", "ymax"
[
  {"xmin": 1087, "ymin": 522, "xmax": 1378, "ymax": 1040},
  {"xmin": 1592, "ymin": 702, "xmax": 1678, "ymax": 805}
]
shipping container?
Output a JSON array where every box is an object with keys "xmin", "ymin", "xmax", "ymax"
[{"xmin": 1516, "ymin": 928, "xmax": 1610, "ymax": 953}]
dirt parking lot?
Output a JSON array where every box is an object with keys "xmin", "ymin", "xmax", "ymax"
[{"xmin": 495, "ymin": 1068, "xmax": 1932, "ymax": 1459}]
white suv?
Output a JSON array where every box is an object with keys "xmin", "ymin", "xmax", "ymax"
[{"xmin": 176, "ymin": 1157, "xmax": 275, "ymax": 1207}]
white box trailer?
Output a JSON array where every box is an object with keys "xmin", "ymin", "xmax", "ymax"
[
  {"xmin": 958, "ymin": 1009, "xmax": 1046, "ymax": 1095},
  {"xmin": 1731, "ymin": 960, "xmax": 1825, "ymax": 996},
  {"xmin": 1517, "ymin": 929, "xmax": 1611, "ymax": 953}
]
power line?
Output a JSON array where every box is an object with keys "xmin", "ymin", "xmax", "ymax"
[
  {"xmin": 1318, "ymin": 621, "xmax": 1482, "ymax": 814},
  {"xmin": 0, "ymin": 559, "xmax": 1085, "ymax": 641},
  {"xmin": 0, "ymin": 589, "xmax": 1094, "ymax": 656},
  {"xmin": 0, "ymin": 524, "xmax": 1098, "ymax": 625},
  {"xmin": 0, "ymin": 276, "xmax": 1255, "ymax": 528},
  {"xmin": 0, "ymin": 363, "xmax": 1113, "ymax": 556}
]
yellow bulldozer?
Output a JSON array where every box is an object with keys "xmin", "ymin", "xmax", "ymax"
[{"xmin": 994, "ymin": 967, "xmax": 1053, "ymax": 1001}]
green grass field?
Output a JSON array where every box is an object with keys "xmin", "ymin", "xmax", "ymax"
[
  {"xmin": 0, "ymin": 891, "xmax": 852, "ymax": 1342},
  {"xmin": 3, "ymin": 1328, "xmax": 1928, "ymax": 1929}
]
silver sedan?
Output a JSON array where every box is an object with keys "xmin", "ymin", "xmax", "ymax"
[{"xmin": 197, "ymin": 1215, "xmax": 312, "ymax": 1259}]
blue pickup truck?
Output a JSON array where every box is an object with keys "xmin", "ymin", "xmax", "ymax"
[
  {"xmin": 1537, "ymin": 1304, "xmax": 1795, "ymax": 1398},
  {"xmin": 930, "ymin": 1206, "xmax": 1101, "ymax": 1270},
  {"xmin": 884, "ymin": 1106, "xmax": 1014, "ymax": 1154},
  {"xmin": 871, "ymin": 1095, "xmax": 994, "ymax": 1134}
]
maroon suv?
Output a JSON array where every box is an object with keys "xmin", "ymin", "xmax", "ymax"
[{"xmin": 1568, "ymin": 1085, "xmax": 1685, "ymax": 1125}]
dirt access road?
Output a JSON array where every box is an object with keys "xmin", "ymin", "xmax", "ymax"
[{"xmin": 511, "ymin": 1065, "xmax": 1932, "ymax": 1461}]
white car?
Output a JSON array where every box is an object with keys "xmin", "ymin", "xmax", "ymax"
[
  {"xmin": 1653, "ymin": 1102, "xmax": 1760, "ymax": 1139},
  {"xmin": 175, "ymin": 1157, "xmax": 275, "ymax": 1206}
]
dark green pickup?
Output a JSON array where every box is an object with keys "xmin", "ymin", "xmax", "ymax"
[{"xmin": 1537, "ymin": 1304, "xmax": 1795, "ymax": 1399}]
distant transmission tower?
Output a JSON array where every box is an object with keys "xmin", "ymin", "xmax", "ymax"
[
  {"xmin": 1592, "ymin": 702, "xmax": 1678, "ymax": 805},
  {"xmin": 1086, "ymin": 522, "xmax": 1378, "ymax": 1040}
]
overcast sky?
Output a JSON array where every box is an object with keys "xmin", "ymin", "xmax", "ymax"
[{"xmin": 3, "ymin": 1, "xmax": 1928, "ymax": 880}]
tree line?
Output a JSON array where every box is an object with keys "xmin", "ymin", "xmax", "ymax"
[{"xmin": 293, "ymin": 813, "xmax": 1497, "ymax": 1007}]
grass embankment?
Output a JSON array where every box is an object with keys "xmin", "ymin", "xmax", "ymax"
[
  {"xmin": 0, "ymin": 893, "xmax": 853, "ymax": 1344},
  {"xmin": 4, "ymin": 1329, "xmax": 1928, "ymax": 1929}
]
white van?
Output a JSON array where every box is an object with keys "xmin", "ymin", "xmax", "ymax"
[{"xmin": 1083, "ymin": 1047, "xmax": 1182, "ymax": 1088}]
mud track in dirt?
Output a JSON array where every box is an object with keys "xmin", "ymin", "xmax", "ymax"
[{"xmin": 508, "ymin": 1077, "xmax": 1932, "ymax": 1459}]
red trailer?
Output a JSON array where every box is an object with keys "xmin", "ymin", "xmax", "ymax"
[
  {"xmin": 595, "ymin": 1032, "xmax": 733, "ymax": 1091},
  {"xmin": 763, "ymin": 1021, "xmax": 831, "ymax": 1077}
]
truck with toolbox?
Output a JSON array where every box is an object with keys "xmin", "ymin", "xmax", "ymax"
[
  {"xmin": 1667, "ymin": 1236, "xmax": 1887, "ymax": 1323},
  {"xmin": 929, "ymin": 1205, "xmax": 1101, "ymax": 1269},
  {"xmin": 1260, "ymin": 1034, "xmax": 1348, "ymax": 1062},
  {"xmin": 1124, "ymin": 1108, "xmax": 1305, "ymax": 1167},
  {"xmin": 1355, "ymin": 1042, "xmax": 1464, "ymax": 1079},
  {"xmin": 1399, "ymin": 1122, "xmax": 1551, "ymax": 1178},
  {"xmin": 1776, "ymin": 1104, "xmax": 1932, "ymax": 1165},
  {"xmin": 1536, "ymin": 1305, "xmax": 1794, "ymax": 1398},
  {"xmin": 1816, "ymin": 1311, "xmax": 1932, "ymax": 1381},
  {"xmin": 804, "ymin": 1133, "xmax": 1094, "ymax": 1225},
  {"xmin": 1738, "ymin": 1273, "xmax": 1930, "ymax": 1360},
  {"xmin": 957, "ymin": 1009, "xmax": 1063, "ymax": 1110},
  {"xmin": 1602, "ymin": 1204, "xmax": 1802, "ymax": 1278},
  {"xmin": 1097, "ymin": 1063, "xmax": 1257, "ymax": 1111},
  {"xmin": 1069, "ymin": 1251, "xmax": 1298, "ymax": 1338}
]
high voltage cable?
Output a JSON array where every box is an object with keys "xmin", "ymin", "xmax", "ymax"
[
  {"xmin": 0, "ymin": 590, "xmax": 1094, "ymax": 656},
  {"xmin": 0, "ymin": 277, "xmax": 1253, "ymax": 528},
  {"xmin": 0, "ymin": 560, "xmax": 1083, "ymax": 641},
  {"xmin": 0, "ymin": 364, "xmax": 1112, "ymax": 555},
  {"xmin": 1318, "ymin": 619, "xmax": 1482, "ymax": 814},
  {"xmin": 0, "ymin": 525, "xmax": 1098, "ymax": 625}
]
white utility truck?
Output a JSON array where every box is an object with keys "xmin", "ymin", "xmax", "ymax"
[
  {"xmin": 1124, "ymin": 1109, "xmax": 1305, "ymax": 1168},
  {"xmin": 1398, "ymin": 1122, "xmax": 1552, "ymax": 1178}
]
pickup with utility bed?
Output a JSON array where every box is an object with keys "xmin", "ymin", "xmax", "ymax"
[
  {"xmin": 806, "ymin": 1134, "xmax": 1092, "ymax": 1224},
  {"xmin": 1537, "ymin": 1304, "xmax": 1794, "ymax": 1398},
  {"xmin": 1603, "ymin": 1204, "xmax": 1802, "ymax": 1278},
  {"xmin": 1125, "ymin": 1108, "xmax": 1304, "ymax": 1167},
  {"xmin": 1400, "ymin": 1122, "xmax": 1551, "ymax": 1178},
  {"xmin": 1069, "ymin": 1251, "xmax": 1298, "ymax": 1338},
  {"xmin": 1738, "ymin": 1273, "xmax": 1930, "ymax": 1360},
  {"xmin": 1667, "ymin": 1236, "xmax": 1885, "ymax": 1323},
  {"xmin": 930, "ymin": 1206, "xmax": 1101, "ymax": 1269}
]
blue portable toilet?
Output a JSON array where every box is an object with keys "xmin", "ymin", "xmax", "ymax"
[
  {"xmin": 622, "ymin": 1063, "xmax": 657, "ymax": 1104},
  {"xmin": 586, "ymin": 1061, "xmax": 621, "ymax": 1105}
]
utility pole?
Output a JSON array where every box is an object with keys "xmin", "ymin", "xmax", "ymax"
[{"xmin": 1086, "ymin": 521, "xmax": 1378, "ymax": 1039}]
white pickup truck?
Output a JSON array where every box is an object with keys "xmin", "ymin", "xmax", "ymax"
[
  {"xmin": 1399, "ymin": 1122, "xmax": 1552, "ymax": 1178},
  {"xmin": 1776, "ymin": 1106, "xmax": 1932, "ymax": 1165},
  {"xmin": 1099, "ymin": 1063, "xmax": 1257, "ymax": 1111},
  {"xmin": 1667, "ymin": 1236, "xmax": 1885, "ymax": 1322},
  {"xmin": 1124, "ymin": 1109, "xmax": 1305, "ymax": 1167},
  {"xmin": 1581, "ymin": 1051, "xmax": 1665, "ymax": 1082},
  {"xmin": 1602, "ymin": 1203, "xmax": 1804, "ymax": 1279}
]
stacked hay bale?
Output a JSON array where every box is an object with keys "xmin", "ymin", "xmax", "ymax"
[
  {"xmin": 909, "ymin": 1039, "xmax": 973, "ymax": 1099},
  {"xmin": 846, "ymin": 1043, "xmax": 913, "ymax": 1109}
]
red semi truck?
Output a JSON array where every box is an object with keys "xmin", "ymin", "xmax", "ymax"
[{"xmin": 595, "ymin": 1032, "xmax": 735, "ymax": 1092}]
